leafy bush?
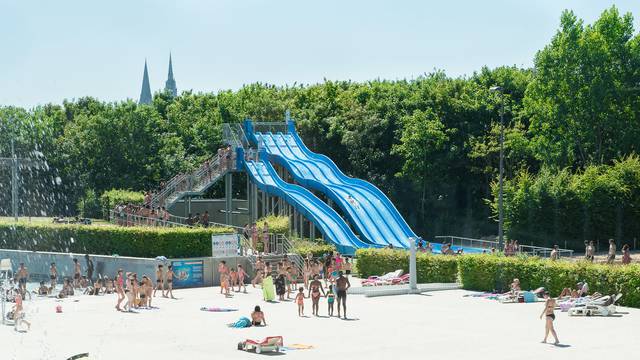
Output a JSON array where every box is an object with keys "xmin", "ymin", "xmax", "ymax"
[
  {"xmin": 458, "ymin": 255, "xmax": 640, "ymax": 307},
  {"xmin": 291, "ymin": 239, "xmax": 336, "ymax": 258},
  {"xmin": 99, "ymin": 189, "xmax": 145, "ymax": 219},
  {"xmin": 77, "ymin": 189, "xmax": 102, "ymax": 218},
  {"xmin": 355, "ymin": 248, "xmax": 458, "ymax": 283},
  {"xmin": 256, "ymin": 215, "xmax": 289, "ymax": 235},
  {"xmin": 0, "ymin": 222, "xmax": 232, "ymax": 258}
]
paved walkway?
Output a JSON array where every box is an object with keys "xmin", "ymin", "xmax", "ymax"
[{"xmin": 1, "ymin": 285, "xmax": 638, "ymax": 359}]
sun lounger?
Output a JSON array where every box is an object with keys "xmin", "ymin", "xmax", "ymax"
[
  {"xmin": 238, "ymin": 336, "xmax": 284, "ymax": 354},
  {"xmin": 568, "ymin": 294, "xmax": 622, "ymax": 317},
  {"xmin": 361, "ymin": 270, "xmax": 403, "ymax": 286},
  {"xmin": 390, "ymin": 273, "xmax": 410, "ymax": 285}
]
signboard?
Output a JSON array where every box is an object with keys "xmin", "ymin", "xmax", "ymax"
[
  {"xmin": 171, "ymin": 260, "xmax": 204, "ymax": 288},
  {"xmin": 212, "ymin": 233, "xmax": 238, "ymax": 258}
]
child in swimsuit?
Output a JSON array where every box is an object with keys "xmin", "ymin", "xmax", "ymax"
[
  {"xmin": 237, "ymin": 265, "xmax": 247, "ymax": 293},
  {"xmin": 327, "ymin": 289, "xmax": 335, "ymax": 316},
  {"xmin": 230, "ymin": 268, "xmax": 238, "ymax": 291},
  {"xmin": 295, "ymin": 287, "xmax": 305, "ymax": 317}
]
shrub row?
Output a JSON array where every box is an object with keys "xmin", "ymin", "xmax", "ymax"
[
  {"xmin": 355, "ymin": 250, "xmax": 640, "ymax": 308},
  {"xmin": 256, "ymin": 215, "xmax": 289, "ymax": 235},
  {"xmin": 355, "ymin": 248, "xmax": 459, "ymax": 283},
  {"xmin": 291, "ymin": 239, "xmax": 336, "ymax": 258},
  {"xmin": 0, "ymin": 222, "xmax": 232, "ymax": 258}
]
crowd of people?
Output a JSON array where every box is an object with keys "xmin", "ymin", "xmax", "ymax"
[
  {"xmin": 3, "ymin": 255, "xmax": 183, "ymax": 332},
  {"xmin": 243, "ymin": 252, "xmax": 353, "ymax": 320},
  {"xmin": 112, "ymin": 146, "xmax": 237, "ymax": 229},
  {"xmin": 546, "ymin": 238, "xmax": 634, "ymax": 264},
  {"xmin": 113, "ymin": 203, "xmax": 171, "ymax": 227},
  {"xmin": 113, "ymin": 264, "xmax": 177, "ymax": 312}
]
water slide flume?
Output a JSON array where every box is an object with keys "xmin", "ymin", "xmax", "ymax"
[{"xmin": 244, "ymin": 158, "xmax": 375, "ymax": 255}]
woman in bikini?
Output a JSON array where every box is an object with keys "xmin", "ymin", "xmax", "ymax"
[
  {"xmin": 166, "ymin": 265, "xmax": 176, "ymax": 299},
  {"xmin": 307, "ymin": 275, "xmax": 325, "ymax": 316},
  {"xmin": 539, "ymin": 291, "xmax": 559, "ymax": 344},
  {"xmin": 115, "ymin": 269, "xmax": 125, "ymax": 311}
]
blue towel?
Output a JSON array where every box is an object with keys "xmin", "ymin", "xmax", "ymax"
[
  {"xmin": 229, "ymin": 317, "xmax": 251, "ymax": 328},
  {"xmin": 523, "ymin": 291, "xmax": 536, "ymax": 303}
]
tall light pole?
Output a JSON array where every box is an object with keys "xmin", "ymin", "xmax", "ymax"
[{"xmin": 490, "ymin": 86, "xmax": 505, "ymax": 250}]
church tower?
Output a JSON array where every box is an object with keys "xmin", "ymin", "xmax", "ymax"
[
  {"xmin": 138, "ymin": 60, "xmax": 152, "ymax": 105},
  {"xmin": 164, "ymin": 53, "xmax": 177, "ymax": 97}
]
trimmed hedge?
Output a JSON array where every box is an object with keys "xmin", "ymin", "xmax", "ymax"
[
  {"xmin": 458, "ymin": 255, "xmax": 640, "ymax": 308},
  {"xmin": 355, "ymin": 248, "xmax": 459, "ymax": 283},
  {"xmin": 256, "ymin": 215, "xmax": 289, "ymax": 235},
  {"xmin": 100, "ymin": 189, "xmax": 144, "ymax": 219},
  {"xmin": 354, "ymin": 250, "xmax": 640, "ymax": 308},
  {"xmin": 292, "ymin": 239, "xmax": 336, "ymax": 258},
  {"xmin": 0, "ymin": 222, "xmax": 232, "ymax": 258}
]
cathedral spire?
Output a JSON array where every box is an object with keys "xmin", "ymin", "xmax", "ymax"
[
  {"xmin": 139, "ymin": 60, "xmax": 152, "ymax": 105},
  {"xmin": 165, "ymin": 53, "xmax": 177, "ymax": 97}
]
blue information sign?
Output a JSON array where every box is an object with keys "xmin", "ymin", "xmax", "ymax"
[{"xmin": 171, "ymin": 260, "xmax": 204, "ymax": 288}]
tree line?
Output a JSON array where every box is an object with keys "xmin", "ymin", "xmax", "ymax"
[{"xmin": 1, "ymin": 7, "xmax": 639, "ymax": 249}]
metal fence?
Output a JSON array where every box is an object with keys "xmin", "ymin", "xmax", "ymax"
[{"xmin": 435, "ymin": 235, "xmax": 574, "ymax": 258}]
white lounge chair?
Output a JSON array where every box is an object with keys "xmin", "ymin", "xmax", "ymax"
[{"xmin": 568, "ymin": 294, "xmax": 622, "ymax": 317}]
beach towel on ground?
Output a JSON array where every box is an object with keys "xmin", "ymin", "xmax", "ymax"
[
  {"xmin": 200, "ymin": 307, "xmax": 238, "ymax": 312},
  {"xmin": 229, "ymin": 317, "xmax": 252, "ymax": 328},
  {"xmin": 282, "ymin": 344, "xmax": 314, "ymax": 350}
]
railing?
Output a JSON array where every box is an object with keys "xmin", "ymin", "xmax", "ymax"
[
  {"xmin": 147, "ymin": 150, "xmax": 235, "ymax": 209},
  {"xmin": 436, "ymin": 235, "xmax": 574, "ymax": 258},
  {"xmin": 252, "ymin": 121, "xmax": 288, "ymax": 135},
  {"xmin": 223, "ymin": 123, "xmax": 250, "ymax": 149},
  {"xmin": 109, "ymin": 210, "xmax": 195, "ymax": 228},
  {"xmin": 435, "ymin": 236, "xmax": 498, "ymax": 250},
  {"xmin": 518, "ymin": 245, "xmax": 574, "ymax": 258}
]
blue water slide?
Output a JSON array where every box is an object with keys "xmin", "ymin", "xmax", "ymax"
[
  {"xmin": 244, "ymin": 120, "xmax": 485, "ymax": 254},
  {"xmin": 243, "ymin": 158, "xmax": 373, "ymax": 255},
  {"xmin": 243, "ymin": 121, "xmax": 408, "ymax": 248}
]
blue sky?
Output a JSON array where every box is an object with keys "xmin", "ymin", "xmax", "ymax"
[{"xmin": 1, "ymin": 0, "xmax": 639, "ymax": 108}]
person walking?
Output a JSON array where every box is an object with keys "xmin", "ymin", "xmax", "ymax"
[
  {"xmin": 585, "ymin": 241, "xmax": 595, "ymax": 262},
  {"xmin": 84, "ymin": 254, "xmax": 94, "ymax": 283},
  {"xmin": 607, "ymin": 239, "xmax": 617, "ymax": 264},
  {"xmin": 335, "ymin": 271, "xmax": 351, "ymax": 319},
  {"xmin": 622, "ymin": 244, "xmax": 631, "ymax": 265},
  {"xmin": 540, "ymin": 291, "xmax": 559, "ymax": 345}
]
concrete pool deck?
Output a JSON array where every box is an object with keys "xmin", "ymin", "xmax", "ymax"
[{"xmin": 1, "ymin": 284, "xmax": 638, "ymax": 360}]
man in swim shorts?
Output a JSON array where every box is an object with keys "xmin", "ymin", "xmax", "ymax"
[
  {"xmin": 335, "ymin": 271, "xmax": 351, "ymax": 319},
  {"xmin": 73, "ymin": 258, "xmax": 81, "ymax": 288},
  {"xmin": 16, "ymin": 263, "xmax": 29, "ymax": 294}
]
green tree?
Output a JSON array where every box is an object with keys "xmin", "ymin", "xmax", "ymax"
[{"xmin": 525, "ymin": 7, "xmax": 640, "ymax": 167}]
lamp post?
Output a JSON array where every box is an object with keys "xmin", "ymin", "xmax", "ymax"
[{"xmin": 490, "ymin": 86, "xmax": 505, "ymax": 250}]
